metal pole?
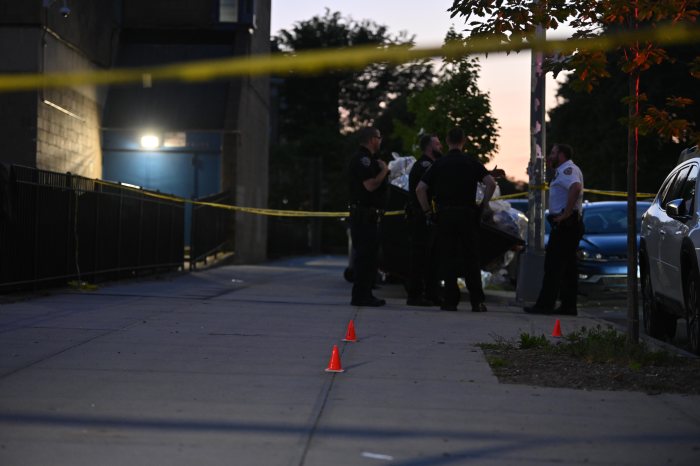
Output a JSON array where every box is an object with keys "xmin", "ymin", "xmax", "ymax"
[
  {"xmin": 528, "ymin": 24, "xmax": 547, "ymax": 252},
  {"xmin": 516, "ymin": 22, "xmax": 547, "ymax": 302}
]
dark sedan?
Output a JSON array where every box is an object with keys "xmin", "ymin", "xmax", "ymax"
[{"xmin": 561, "ymin": 201, "xmax": 652, "ymax": 288}]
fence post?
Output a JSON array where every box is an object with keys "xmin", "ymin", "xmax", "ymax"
[
  {"xmin": 117, "ymin": 186, "xmax": 123, "ymax": 277},
  {"xmin": 93, "ymin": 181, "xmax": 101, "ymax": 283},
  {"xmin": 65, "ymin": 172, "xmax": 73, "ymax": 278},
  {"xmin": 137, "ymin": 189, "xmax": 144, "ymax": 269},
  {"xmin": 32, "ymin": 170, "xmax": 40, "ymax": 290}
]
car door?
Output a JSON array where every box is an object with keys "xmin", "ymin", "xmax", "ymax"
[
  {"xmin": 658, "ymin": 165, "xmax": 696, "ymax": 298},
  {"xmin": 644, "ymin": 170, "xmax": 679, "ymax": 292}
]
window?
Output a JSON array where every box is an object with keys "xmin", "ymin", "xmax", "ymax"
[
  {"xmin": 219, "ymin": 0, "xmax": 237, "ymax": 23},
  {"xmin": 680, "ymin": 164, "xmax": 698, "ymax": 215},
  {"xmin": 661, "ymin": 166, "xmax": 689, "ymax": 209}
]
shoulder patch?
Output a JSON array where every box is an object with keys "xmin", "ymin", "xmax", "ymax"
[
  {"xmin": 360, "ymin": 156, "xmax": 371, "ymax": 167},
  {"xmin": 564, "ymin": 167, "xmax": 573, "ymax": 175},
  {"xmin": 421, "ymin": 160, "xmax": 431, "ymax": 168}
]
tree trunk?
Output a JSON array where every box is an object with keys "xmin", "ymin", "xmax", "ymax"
[{"xmin": 626, "ymin": 68, "xmax": 640, "ymax": 344}]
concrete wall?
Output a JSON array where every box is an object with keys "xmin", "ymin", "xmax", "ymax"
[
  {"xmin": 0, "ymin": 1, "xmax": 272, "ymax": 264},
  {"xmin": 0, "ymin": 0, "xmax": 116, "ymax": 178},
  {"xmin": 37, "ymin": 33, "xmax": 104, "ymax": 178},
  {"xmin": 123, "ymin": 0, "xmax": 212, "ymax": 26},
  {"xmin": 0, "ymin": 28, "xmax": 40, "ymax": 168},
  {"xmin": 222, "ymin": 1, "xmax": 271, "ymax": 264}
]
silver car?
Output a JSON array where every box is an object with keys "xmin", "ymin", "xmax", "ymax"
[{"xmin": 640, "ymin": 145, "xmax": 700, "ymax": 354}]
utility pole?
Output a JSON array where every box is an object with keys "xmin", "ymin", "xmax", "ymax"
[{"xmin": 516, "ymin": 21, "xmax": 547, "ymax": 303}]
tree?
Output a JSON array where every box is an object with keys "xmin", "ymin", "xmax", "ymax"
[
  {"xmin": 548, "ymin": 44, "xmax": 700, "ymax": 195},
  {"xmin": 273, "ymin": 10, "xmax": 434, "ymax": 136},
  {"xmin": 448, "ymin": 0, "xmax": 700, "ymax": 342},
  {"xmin": 394, "ymin": 30, "xmax": 500, "ymax": 163},
  {"xmin": 270, "ymin": 10, "xmax": 434, "ymax": 253}
]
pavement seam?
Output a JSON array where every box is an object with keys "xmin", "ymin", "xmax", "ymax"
[
  {"xmin": 293, "ymin": 307, "xmax": 360, "ymax": 466},
  {"xmin": 0, "ymin": 313, "xmax": 160, "ymax": 380}
]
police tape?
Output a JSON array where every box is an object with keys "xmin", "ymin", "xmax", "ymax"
[
  {"xmin": 93, "ymin": 180, "xmax": 349, "ymax": 218},
  {"xmin": 95, "ymin": 179, "xmax": 656, "ymax": 219},
  {"xmin": 0, "ymin": 23, "xmax": 698, "ymax": 92},
  {"xmin": 528, "ymin": 185, "xmax": 656, "ymax": 199}
]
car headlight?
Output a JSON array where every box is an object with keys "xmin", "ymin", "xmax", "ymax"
[{"xmin": 577, "ymin": 249, "xmax": 606, "ymax": 261}]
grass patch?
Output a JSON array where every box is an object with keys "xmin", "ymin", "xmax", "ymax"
[
  {"xmin": 560, "ymin": 326, "xmax": 679, "ymax": 366},
  {"xmin": 478, "ymin": 325, "xmax": 700, "ymax": 394},
  {"xmin": 487, "ymin": 357, "xmax": 508, "ymax": 368},
  {"xmin": 481, "ymin": 325, "xmax": 681, "ymax": 367}
]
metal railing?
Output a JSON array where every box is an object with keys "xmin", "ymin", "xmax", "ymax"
[
  {"xmin": 0, "ymin": 165, "xmax": 184, "ymax": 292},
  {"xmin": 190, "ymin": 190, "xmax": 234, "ymax": 269}
]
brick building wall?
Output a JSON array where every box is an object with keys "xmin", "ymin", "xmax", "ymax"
[
  {"xmin": 0, "ymin": 0, "xmax": 116, "ymax": 179},
  {"xmin": 36, "ymin": 33, "xmax": 104, "ymax": 178}
]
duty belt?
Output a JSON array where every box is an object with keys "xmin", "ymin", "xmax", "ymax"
[
  {"xmin": 348, "ymin": 204, "xmax": 385, "ymax": 223},
  {"xmin": 436, "ymin": 204, "xmax": 476, "ymax": 212}
]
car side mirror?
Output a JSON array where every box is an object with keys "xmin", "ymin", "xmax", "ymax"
[{"xmin": 666, "ymin": 198, "xmax": 687, "ymax": 218}]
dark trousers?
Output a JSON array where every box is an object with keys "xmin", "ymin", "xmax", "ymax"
[
  {"xmin": 350, "ymin": 215, "xmax": 380, "ymax": 302},
  {"xmin": 535, "ymin": 215, "xmax": 583, "ymax": 310},
  {"xmin": 406, "ymin": 216, "xmax": 439, "ymax": 300},
  {"xmin": 437, "ymin": 209, "xmax": 484, "ymax": 307}
]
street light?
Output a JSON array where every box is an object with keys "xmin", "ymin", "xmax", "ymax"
[{"xmin": 140, "ymin": 134, "xmax": 160, "ymax": 150}]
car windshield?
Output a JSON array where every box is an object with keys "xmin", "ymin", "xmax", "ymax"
[{"xmin": 582, "ymin": 203, "xmax": 651, "ymax": 235}]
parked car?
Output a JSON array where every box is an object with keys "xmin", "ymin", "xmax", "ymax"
[
  {"xmin": 575, "ymin": 201, "xmax": 652, "ymax": 288},
  {"xmin": 521, "ymin": 201, "xmax": 650, "ymax": 288},
  {"xmin": 640, "ymin": 145, "xmax": 700, "ymax": 353}
]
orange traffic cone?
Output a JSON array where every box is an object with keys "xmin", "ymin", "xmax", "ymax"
[
  {"xmin": 552, "ymin": 319, "xmax": 562, "ymax": 338},
  {"xmin": 325, "ymin": 345, "xmax": 345, "ymax": 373},
  {"xmin": 342, "ymin": 320, "xmax": 358, "ymax": 342}
]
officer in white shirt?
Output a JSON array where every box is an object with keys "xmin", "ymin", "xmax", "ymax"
[{"xmin": 525, "ymin": 143, "xmax": 584, "ymax": 315}]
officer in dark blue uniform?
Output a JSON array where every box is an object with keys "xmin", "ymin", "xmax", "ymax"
[
  {"xmin": 525, "ymin": 143, "xmax": 584, "ymax": 315},
  {"xmin": 406, "ymin": 134, "xmax": 442, "ymax": 306},
  {"xmin": 347, "ymin": 127, "xmax": 390, "ymax": 307},
  {"xmin": 416, "ymin": 128, "xmax": 497, "ymax": 312}
]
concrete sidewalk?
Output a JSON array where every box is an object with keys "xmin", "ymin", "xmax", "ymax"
[{"xmin": 0, "ymin": 256, "xmax": 698, "ymax": 466}]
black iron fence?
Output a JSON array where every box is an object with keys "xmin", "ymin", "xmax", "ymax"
[
  {"xmin": 267, "ymin": 216, "xmax": 348, "ymax": 258},
  {"xmin": 190, "ymin": 190, "xmax": 235, "ymax": 268},
  {"xmin": 0, "ymin": 165, "xmax": 184, "ymax": 292}
]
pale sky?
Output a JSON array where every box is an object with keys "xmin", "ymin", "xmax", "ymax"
[{"xmin": 271, "ymin": 0, "xmax": 570, "ymax": 182}]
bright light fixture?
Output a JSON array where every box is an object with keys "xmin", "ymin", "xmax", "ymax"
[{"xmin": 140, "ymin": 134, "xmax": 160, "ymax": 149}]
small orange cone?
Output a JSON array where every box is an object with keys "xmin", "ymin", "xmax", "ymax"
[
  {"xmin": 552, "ymin": 319, "xmax": 562, "ymax": 338},
  {"xmin": 342, "ymin": 320, "xmax": 358, "ymax": 342},
  {"xmin": 325, "ymin": 345, "xmax": 345, "ymax": 373}
]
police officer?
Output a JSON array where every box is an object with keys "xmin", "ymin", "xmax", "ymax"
[
  {"xmin": 416, "ymin": 128, "xmax": 497, "ymax": 312},
  {"xmin": 525, "ymin": 143, "xmax": 584, "ymax": 315},
  {"xmin": 406, "ymin": 134, "xmax": 442, "ymax": 306},
  {"xmin": 348, "ymin": 127, "xmax": 390, "ymax": 307}
]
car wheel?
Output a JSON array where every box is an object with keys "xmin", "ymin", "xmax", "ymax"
[
  {"xmin": 641, "ymin": 260, "xmax": 669, "ymax": 339},
  {"xmin": 686, "ymin": 265, "xmax": 700, "ymax": 355}
]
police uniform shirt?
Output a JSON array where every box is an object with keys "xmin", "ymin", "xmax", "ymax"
[
  {"xmin": 348, "ymin": 146, "xmax": 387, "ymax": 208},
  {"xmin": 548, "ymin": 159, "xmax": 584, "ymax": 214},
  {"xmin": 408, "ymin": 155, "xmax": 434, "ymax": 209},
  {"xmin": 420, "ymin": 149, "xmax": 488, "ymax": 207}
]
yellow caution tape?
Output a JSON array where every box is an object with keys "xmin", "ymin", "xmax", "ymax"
[
  {"xmin": 584, "ymin": 188, "xmax": 656, "ymax": 199},
  {"xmin": 493, "ymin": 191, "xmax": 529, "ymax": 200},
  {"xmin": 0, "ymin": 24, "xmax": 697, "ymax": 92},
  {"xmin": 528, "ymin": 184, "xmax": 655, "ymax": 199},
  {"xmin": 93, "ymin": 179, "xmax": 656, "ymax": 219},
  {"xmin": 94, "ymin": 179, "xmax": 350, "ymax": 217}
]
